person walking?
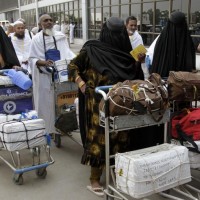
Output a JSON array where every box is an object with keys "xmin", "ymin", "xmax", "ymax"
[
  {"xmin": 29, "ymin": 14, "xmax": 75, "ymax": 135},
  {"xmin": 149, "ymin": 11, "xmax": 196, "ymax": 77},
  {"xmin": 68, "ymin": 16, "xmax": 144, "ymax": 197},
  {"xmin": 69, "ymin": 21, "xmax": 75, "ymax": 44}
]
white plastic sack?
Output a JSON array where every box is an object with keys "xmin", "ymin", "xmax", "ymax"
[
  {"xmin": 0, "ymin": 118, "xmax": 46, "ymax": 151},
  {"xmin": 171, "ymin": 139, "xmax": 200, "ymax": 169}
]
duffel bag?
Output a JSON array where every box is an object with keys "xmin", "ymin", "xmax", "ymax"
[
  {"xmin": 55, "ymin": 104, "xmax": 78, "ymax": 133},
  {"xmin": 171, "ymin": 107, "xmax": 200, "ymax": 153},
  {"xmin": 167, "ymin": 71, "xmax": 200, "ymax": 101},
  {"xmin": 99, "ymin": 73, "xmax": 169, "ymax": 122}
]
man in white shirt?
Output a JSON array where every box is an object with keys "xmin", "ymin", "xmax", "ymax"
[
  {"xmin": 10, "ymin": 21, "xmax": 32, "ymax": 74},
  {"xmin": 29, "ymin": 14, "xmax": 76, "ymax": 134},
  {"xmin": 126, "ymin": 16, "xmax": 143, "ymax": 49},
  {"xmin": 69, "ymin": 22, "xmax": 75, "ymax": 44},
  {"xmin": 61, "ymin": 20, "xmax": 69, "ymax": 35}
]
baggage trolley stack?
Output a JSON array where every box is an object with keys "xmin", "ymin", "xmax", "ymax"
[
  {"xmin": 53, "ymin": 70, "xmax": 81, "ymax": 148},
  {"xmin": 0, "ymin": 74, "xmax": 54, "ymax": 185},
  {"xmin": 95, "ymin": 85, "xmax": 198, "ymax": 200}
]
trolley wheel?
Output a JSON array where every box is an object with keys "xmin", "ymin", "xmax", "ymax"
[
  {"xmin": 36, "ymin": 167, "xmax": 47, "ymax": 179},
  {"xmin": 13, "ymin": 174, "xmax": 23, "ymax": 185},
  {"xmin": 54, "ymin": 134, "xmax": 61, "ymax": 148}
]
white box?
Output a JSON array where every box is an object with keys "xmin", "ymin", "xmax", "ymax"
[
  {"xmin": 115, "ymin": 143, "xmax": 191, "ymax": 199},
  {"xmin": 0, "ymin": 110, "xmax": 38, "ymax": 124},
  {"xmin": 0, "ymin": 119, "xmax": 47, "ymax": 151},
  {"xmin": 171, "ymin": 139, "xmax": 200, "ymax": 169}
]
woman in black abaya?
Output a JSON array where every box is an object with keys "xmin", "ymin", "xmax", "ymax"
[{"xmin": 0, "ymin": 26, "xmax": 20, "ymax": 69}]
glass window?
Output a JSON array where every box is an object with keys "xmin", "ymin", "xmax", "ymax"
[
  {"xmin": 69, "ymin": 2, "xmax": 73, "ymax": 10},
  {"xmin": 172, "ymin": 0, "xmax": 188, "ymax": 13},
  {"xmin": 111, "ymin": 0, "xmax": 119, "ymax": 5},
  {"xmin": 96, "ymin": 0, "xmax": 102, "ymax": 7},
  {"xmin": 111, "ymin": 6, "xmax": 118, "ymax": 17},
  {"xmin": 121, "ymin": 5, "xmax": 129, "ymax": 22},
  {"xmin": 89, "ymin": 0, "xmax": 95, "ymax": 8},
  {"xmin": 103, "ymin": 7, "xmax": 110, "ymax": 22},
  {"xmin": 103, "ymin": 1, "xmax": 110, "ymax": 6}
]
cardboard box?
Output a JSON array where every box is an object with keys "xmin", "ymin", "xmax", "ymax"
[
  {"xmin": 0, "ymin": 119, "xmax": 47, "ymax": 151},
  {"xmin": 171, "ymin": 139, "xmax": 200, "ymax": 169},
  {"xmin": 0, "ymin": 85, "xmax": 33, "ymax": 114},
  {"xmin": 115, "ymin": 143, "xmax": 191, "ymax": 199}
]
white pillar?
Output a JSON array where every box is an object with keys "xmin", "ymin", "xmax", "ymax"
[
  {"xmin": 18, "ymin": 0, "xmax": 21, "ymax": 18},
  {"xmin": 82, "ymin": 0, "xmax": 88, "ymax": 42},
  {"xmin": 35, "ymin": 0, "xmax": 39, "ymax": 26}
]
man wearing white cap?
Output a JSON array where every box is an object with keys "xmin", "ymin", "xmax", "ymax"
[
  {"xmin": 17, "ymin": 18, "xmax": 33, "ymax": 39},
  {"xmin": 29, "ymin": 14, "xmax": 75, "ymax": 135},
  {"xmin": 53, "ymin": 20, "xmax": 61, "ymax": 31},
  {"xmin": 10, "ymin": 20, "xmax": 32, "ymax": 74}
]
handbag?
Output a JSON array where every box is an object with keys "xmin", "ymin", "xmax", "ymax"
[
  {"xmin": 55, "ymin": 104, "xmax": 78, "ymax": 133},
  {"xmin": 99, "ymin": 73, "xmax": 169, "ymax": 122},
  {"xmin": 167, "ymin": 71, "xmax": 200, "ymax": 101},
  {"xmin": 171, "ymin": 108, "xmax": 200, "ymax": 153},
  {"xmin": 43, "ymin": 34, "xmax": 61, "ymax": 62}
]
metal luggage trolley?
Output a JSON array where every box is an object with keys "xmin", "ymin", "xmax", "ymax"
[
  {"xmin": 53, "ymin": 79, "xmax": 82, "ymax": 147},
  {"xmin": 0, "ymin": 73, "xmax": 54, "ymax": 185},
  {"xmin": 95, "ymin": 85, "xmax": 199, "ymax": 200}
]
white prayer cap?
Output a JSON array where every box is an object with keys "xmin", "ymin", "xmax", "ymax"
[
  {"xmin": 13, "ymin": 20, "xmax": 24, "ymax": 26},
  {"xmin": 56, "ymin": 21, "xmax": 59, "ymax": 24},
  {"xmin": 17, "ymin": 18, "xmax": 26, "ymax": 24},
  {"xmin": 31, "ymin": 26, "xmax": 39, "ymax": 34}
]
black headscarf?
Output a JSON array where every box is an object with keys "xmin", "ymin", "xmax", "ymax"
[
  {"xmin": 82, "ymin": 17, "xmax": 144, "ymax": 82},
  {"xmin": 150, "ymin": 11, "xmax": 196, "ymax": 77},
  {"xmin": 0, "ymin": 26, "xmax": 20, "ymax": 68}
]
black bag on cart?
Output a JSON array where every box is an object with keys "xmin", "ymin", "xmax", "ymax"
[{"xmin": 55, "ymin": 104, "xmax": 78, "ymax": 133}]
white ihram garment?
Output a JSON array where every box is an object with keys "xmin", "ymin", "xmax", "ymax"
[
  {"xmin": 29, "ymin": 30, "xmax": 76, "ymax": 134},
  {"xmin": 10, "ymin": 34, "xmax": 32, "ymax": 74},
  {"xmin": 129, "ymin": 30, "xmax": 144, "ymax": 50}
]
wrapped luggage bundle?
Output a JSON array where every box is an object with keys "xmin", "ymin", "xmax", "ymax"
[
  {"xmin": 171, "ymin": 139, "xmax": 200, "ymax": 169},
  {"xmin": 115, "ymin": 143, "xmax": 191, "ymax": 199},
  {"xmin": 167, "ymin": 71, "xmax": 200, "ymax": 101},
  {"xmin": 0, "ymin": 118, "xmax": 47, "ymax": 151},
  {"xmin": 99, "ymin": 73, "xmax": 168, "ymax": 122}
]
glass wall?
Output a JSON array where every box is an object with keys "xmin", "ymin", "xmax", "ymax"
[
  {"xmin": 87, "ymin": 0, "xmax": 200, "ymax": 48},
  {"xmin": 37, "ymin": 0, "xmax": 82, "ymax": 38},
  {"xmin": 21, "ymin": 9, "xmax": 36, "ymax": 30}
]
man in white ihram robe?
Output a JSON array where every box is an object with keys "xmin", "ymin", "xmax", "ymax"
[
  {"xmin": 10, "ymin": 21, "xmax": 32, "ymax": 74},
  {"xmin": 29, "ymin": 14, "xmax": 76, "ymax": 134}
]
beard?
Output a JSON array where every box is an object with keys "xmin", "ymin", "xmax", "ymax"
[
  {"xmin": 15, "ymin": 33, "xmax": 25, "ymax": 39},
  {"xmin": 43, "ymin": 28, "xmax": 55, "ymax": 36}
]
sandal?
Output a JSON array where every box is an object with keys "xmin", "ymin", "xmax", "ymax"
[{"xmin": 87, "ymin": 185, "xmax": 104, "ymax": 197}]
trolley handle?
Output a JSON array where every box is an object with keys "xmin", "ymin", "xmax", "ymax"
[{"xmin": 95, "ymin": 85, "xmax": 113, "ymax": 101}]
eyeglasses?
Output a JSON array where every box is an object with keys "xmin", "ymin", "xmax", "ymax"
[{"xmin": 43, "ymin": 19, "xmax": 53, "ymax": 22}]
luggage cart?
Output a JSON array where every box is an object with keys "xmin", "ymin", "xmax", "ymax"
[
  {"xmin": 0, "ymin": 72, "xmax": 54, "ymax": 185},
  {"xmin": 95, "ymin": 85, "xmax": 198, "ymax": 200},
  {"xmin": 53, "ymin": 81, "xmax": 82, "ymax": 147},
  {"xmin": 0, "ymin": 144, "xmax": 54, "ymax": 185}
]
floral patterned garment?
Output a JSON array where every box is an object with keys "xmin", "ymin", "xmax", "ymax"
[{"xmin": 68, "ymin": 50, "xmax": 129, "ymax": 168}]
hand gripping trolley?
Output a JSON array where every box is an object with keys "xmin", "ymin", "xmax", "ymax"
[
  {"xmin": 0, "ymin": 72, "xmax": 54, "ymax": 185},
  {"xmin": 95, "ymin": 85, "xmax": 199, "ymax": 200}
]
